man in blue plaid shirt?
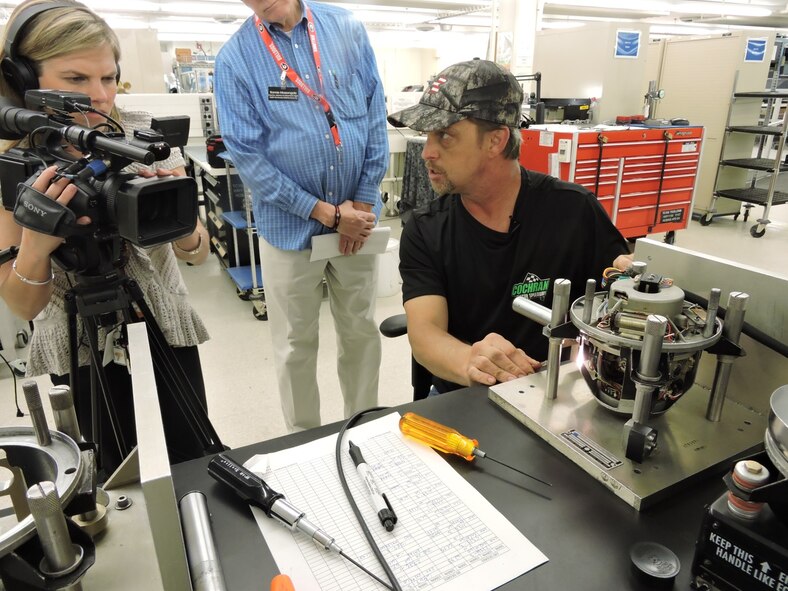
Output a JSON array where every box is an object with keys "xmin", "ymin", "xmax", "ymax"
[{"xmin": 215, "ymin": 0, "xmax": 389, "ymax": 431}]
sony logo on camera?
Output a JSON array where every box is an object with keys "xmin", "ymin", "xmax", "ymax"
[{"xmin": 20, "ymin": 198, "xmax": 48, "ymax": 218}]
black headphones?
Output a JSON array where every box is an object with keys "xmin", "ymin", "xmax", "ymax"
[{"xmin": 1, "ymin": 0, "xmax": 120, "ymax": 100}]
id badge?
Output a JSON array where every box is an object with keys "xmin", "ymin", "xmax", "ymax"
[{"xmin": 268, "ymin": 87, "xmax": 298, "ymax": 101}]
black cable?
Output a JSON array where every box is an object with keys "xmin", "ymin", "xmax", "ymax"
[
  {"xmin": 334, "ymin": 406, "xmax": 402, "ymax": 591},
  {"xmin": 593, "ymin": 133, "xmax": 606, "ymax": 197},
  {"xmin": 72, "ymin": 103, "xmax": 125, "ymax": 135},
  {"xmin": 649, "ymin": 131, "xmax": 671, "ymax": 232},
  {"xmin": 0, "ymin": 351, "xmax": 23, "ymax": 417}
]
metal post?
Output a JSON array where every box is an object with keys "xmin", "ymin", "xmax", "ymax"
[
  {"xmin": 512, "ymin": 296, "xmax": 552, "ymax": 326},
  {"xmin": 706, "ymin": 292, "xmax": 748, "ymax": 422},
  {"xmin": 581, "ymin": 279, "xmax": 597, "ymax": 325},
  {"xmin": 49, "ymin": 385, "xmax": 84, "ymax": 443},
  {"xmin": 545, "ymin": 279, "xmax": 571, "ymax": 401},
  {"xmin": 26, "ymin": 481, "xmax": 84, "ymax": 591},
  {"xmin": 703, "ymin": 288, "xmax": 721, "ymax": 338},
  {"xmin": 23, "ymin": 380, "xmax": 51, "ymax": 447},
  {"xmin": 631, "ymin": 315, "xmax": 667, "ymax": 425}
]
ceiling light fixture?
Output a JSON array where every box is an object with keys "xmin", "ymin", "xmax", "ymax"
[
  {"xmin": 160, "ymin": 2, "xmax": 251, "ymax": 18},
  {"xmin": 213, "ymin": 15, "xmax": 240, "ymax": 25},
  {"xmin": 676, "ymin": 2, "xmax": 772, "ymax": 17},
  {"xmin": 158, "ymin": 32, "xmax": 233, "ymax": 43},
  {"xmin": 650, "ymin": 24, "xmax": 728, "ymax": 35},
  {"xmin": 352, "ymin": 10, "xmax": 434, "ymax": 25},
  {"xmin": 544, "ymin": 0, "xmax": 671, "ymax": 12},
  {"xmin": 81, "ymin": 0, "xmax": 161, "ymax": 12},
  {"xmin": 151, "ymin": 19, "xmax": 241, "ymax": 34},
  {"xmin": 540, "ymin": 20, "xmax": 586, "ymax": 29}
]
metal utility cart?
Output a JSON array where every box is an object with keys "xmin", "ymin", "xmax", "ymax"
[
  {"xmin": 185, "ymin": 146, "xmax": 266, "ymax": 321},
  {"xmin": 703, "ymin": 79, "xmax": 788, "ymax": 237},
  {"xmin": 219, "ymin": 164, "xmax": 266, "ymax": 321}
]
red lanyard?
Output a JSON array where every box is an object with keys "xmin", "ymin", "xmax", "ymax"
[{"xmin": 255, "ymin": 7, "xmax": 341, "ymax": 149}]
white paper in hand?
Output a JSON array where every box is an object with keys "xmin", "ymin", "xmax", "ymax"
[{"xmin": 309, "ymin": 226, "xmax": 391, "ymax": 262}]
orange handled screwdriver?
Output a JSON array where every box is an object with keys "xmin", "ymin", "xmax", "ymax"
[{"xmin": 399, "ymin": 412, "xmax": 551, "ymax": 487}]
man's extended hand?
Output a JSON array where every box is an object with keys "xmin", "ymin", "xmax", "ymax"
[
  {"xmin": 338, "ymin": 201, "xmax": 375, "ymax": 255},
  {"xmin": 613, "ymin": 253, "xmax": 634, "ymax": 271},
  {"xmin": 465, "ymin": 332, "xmax": 542, "ymax": 386}
]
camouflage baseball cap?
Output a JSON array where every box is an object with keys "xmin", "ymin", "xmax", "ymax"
[{"xmin": 387, "ymin": 59, "xmax": 523, "ymax": 132}]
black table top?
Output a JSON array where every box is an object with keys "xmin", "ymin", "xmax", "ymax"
[{"xmin": 172, "ymin": 387, "xmax": 724, "ymax": 590}]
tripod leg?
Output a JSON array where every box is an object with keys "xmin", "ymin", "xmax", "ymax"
[
  {"xmin": 64, "ymin": 293, "xmax": 95, "ymax": 441},
  {"xmin": 81, "ymin": 315, "xmax": 129, "ymax": 461},
  {"xmin": 66, "ymin": 292, "xmax": 106, "ymax": 459},
  {"xmin": 126, "ymin": 279, "xmax": 223, "ymax": 455}
]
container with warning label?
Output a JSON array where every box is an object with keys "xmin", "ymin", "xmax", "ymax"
[{"xmin": 691, "ymin": 454, "xmax": 788, "ymax": 591}]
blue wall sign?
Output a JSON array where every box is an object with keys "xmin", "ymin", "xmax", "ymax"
[
  {"xmin": 745, "ymin": 38, "xmax": 767, "ymax": 62},
  {"xmin": 615, "ymin": 30, "xmax": 641, "ymax": 59}
]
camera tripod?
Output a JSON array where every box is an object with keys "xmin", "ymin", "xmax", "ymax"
[{"xmin": 62, "ymin": 264, "xmax": 224, "ymax": 472}]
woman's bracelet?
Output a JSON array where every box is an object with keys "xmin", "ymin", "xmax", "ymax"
[
  {"xmin": 174, "ymin": 234, "xmax": 202, "ymax": 256},
  {"xmin": 332, "ymin": 204, "xmax": 341, "ymax": 230},
  {"xmin": 12, "ymin": 259, "xmax": 54, "ymax": 286}
]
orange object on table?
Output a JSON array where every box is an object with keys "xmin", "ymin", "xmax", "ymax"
[{"xmin": 271, "ymin": 574, "xmax": 296, "ymax": 591}]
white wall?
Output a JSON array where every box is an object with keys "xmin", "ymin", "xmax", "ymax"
[
  {"xmin": 533, "ymin": 22, "xmax": 650, "ymax": 123},
  {"xmin": 373, "ymin": 46, "xmax": 437, "ymax": 94},
  {"xmin": 116, "ymin": 29, "xmax": 166, "ymax": 94}
]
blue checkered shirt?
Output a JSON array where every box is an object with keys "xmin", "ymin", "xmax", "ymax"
[{"xmin": 214, "ymin": 1, "xmax": 388, "ymax": 251}]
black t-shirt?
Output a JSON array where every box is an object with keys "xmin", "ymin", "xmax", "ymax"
[{"xmin": 399, "ymin": 167, "xmax": 629, "ymax": 393}]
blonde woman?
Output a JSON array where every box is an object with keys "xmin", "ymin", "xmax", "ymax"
[{"xmin": 0, "ymin": 0, "xmax": 215, "ymax": 476}]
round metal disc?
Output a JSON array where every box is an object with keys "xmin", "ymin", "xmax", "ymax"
[{"xmin": 0, "ymin": 427, "xmax": 83, "ymax": 557}]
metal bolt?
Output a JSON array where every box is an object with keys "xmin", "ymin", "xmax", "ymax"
[
  {"xmin": 743, "ymin": 460, "xmax": 763, "ymax": 474},
  {"xmin": 114, "ymin": 495, "xmax": 132, "ymax": 510}
]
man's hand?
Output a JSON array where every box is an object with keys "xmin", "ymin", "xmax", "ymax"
[
  {"xmin": 465, "ymin": 332, "xmax": 542, "ymax": 386},
  {"xmin": 613, "ymin": 253, "xmax": 634, "ymax": 271},
  {"xmin": 337, "ymin": 200, "xmax": 375, "ymax": 255}
]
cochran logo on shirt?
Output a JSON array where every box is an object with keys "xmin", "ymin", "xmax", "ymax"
[{"xmin": 511, "ymin": 273, "xmax": 550, "ymax": 302}]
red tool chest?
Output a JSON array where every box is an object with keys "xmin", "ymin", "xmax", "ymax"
[{"xmin": 520, "ymin": 125, "xmax": 703, "ymax": 240}]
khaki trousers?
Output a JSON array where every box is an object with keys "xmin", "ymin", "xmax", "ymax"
[{"xmin": 258, "ymin": 236, "xmax": 381, "ymax": 431}]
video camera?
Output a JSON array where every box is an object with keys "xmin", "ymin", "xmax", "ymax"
[{"xmin": 0, "ymin": 90, "xmax": 197, "ymax": 273}]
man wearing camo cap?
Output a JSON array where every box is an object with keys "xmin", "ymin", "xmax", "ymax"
[{"xmin": 388, "ymin": 59, "xmax": 632, "ymax": 395}]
